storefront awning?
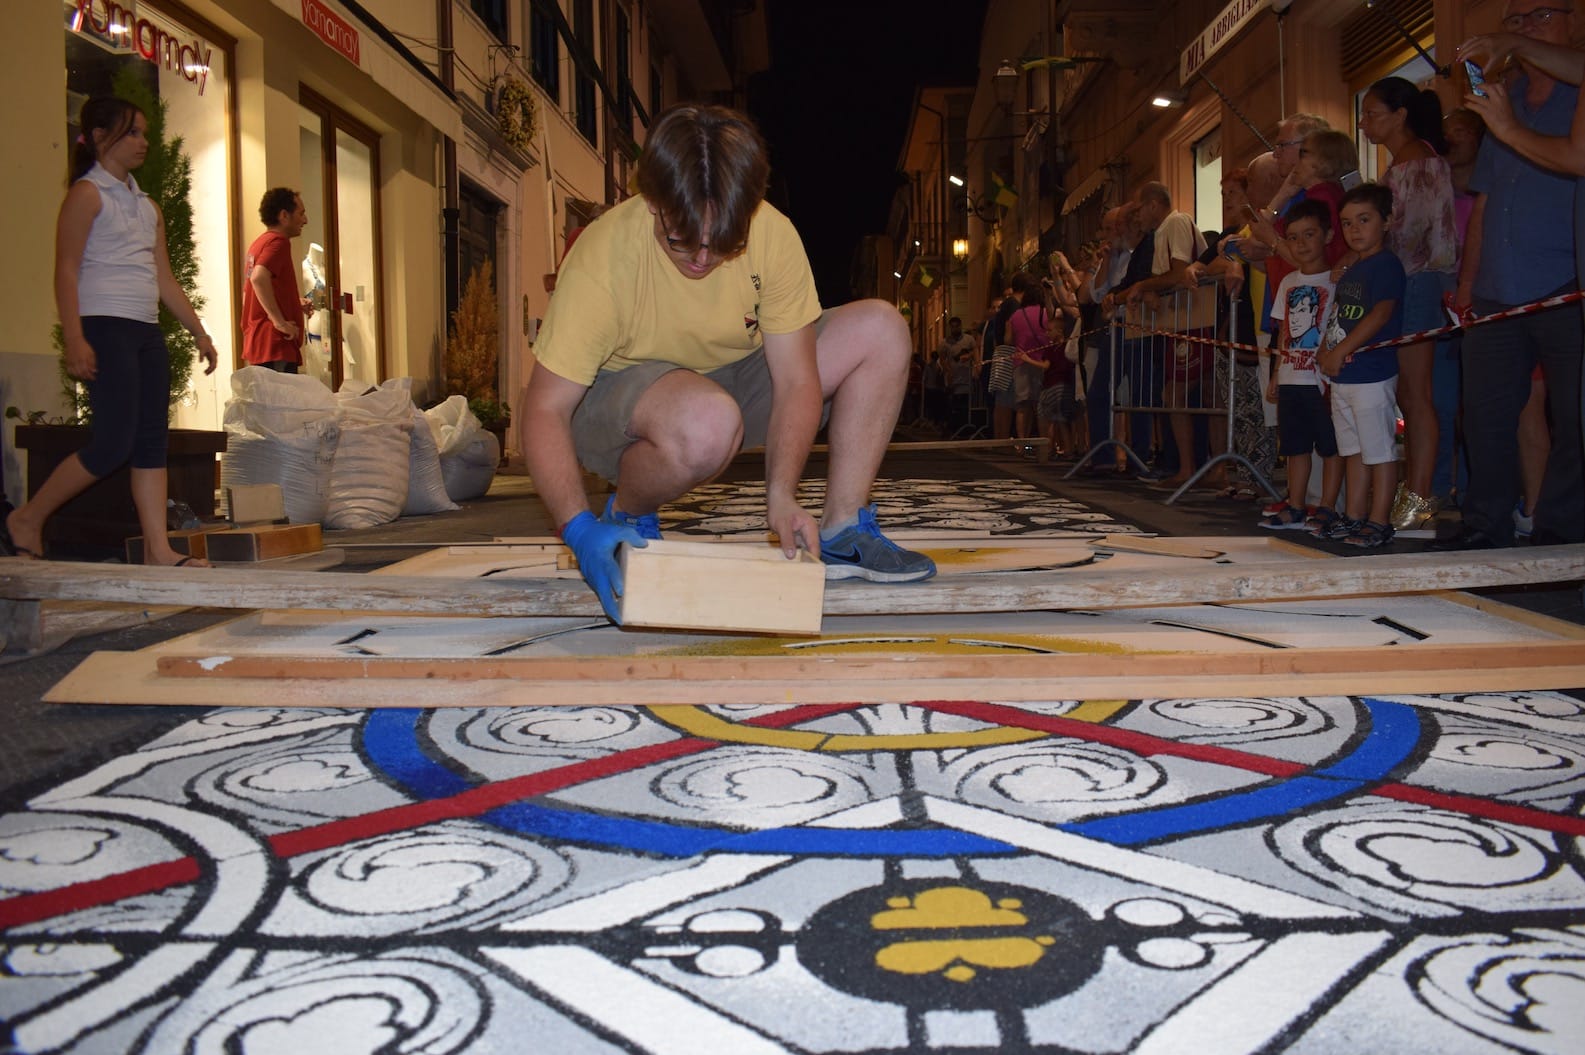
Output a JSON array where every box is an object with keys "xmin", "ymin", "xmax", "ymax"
[
  {"xmin": 1060, "ymin": 168, "xmax": 1110, "ymax": 216},
  {"xmin": 272, "ymin": 0, "xmax": 462, "ymax": 140}
]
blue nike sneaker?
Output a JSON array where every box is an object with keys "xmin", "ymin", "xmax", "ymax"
[{"xmin": 819, "ymin": 505, "xmax": 936, "ymax": 582}]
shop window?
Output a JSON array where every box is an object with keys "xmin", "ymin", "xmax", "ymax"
[
  {"xmin": 65, "ymin": 0, "xmax": 235, "ymax": 431},
  {"xmin": 470, "ymin": 0, "xmax": 507, "ymax": 42},
  {"xmin": 530, "ymin": 0, "xmax": 560, "ymax": 102},
  {"xmin": 615, "ymin": 5, "xmax": 632, "ymax": 129},
  {"xmin": 573, "ymin": 0, "xmax": 598, "ymax": 145},
  {"xmin": 1193, "ymin": 126, "xmax": 1223, "ymax": 234}
]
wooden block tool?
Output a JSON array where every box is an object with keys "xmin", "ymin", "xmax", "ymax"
[
  {"xmin": 617, "ymin": 538, "xmax": 825, "ymax": 635},
  {"xmin": 205, "ymin": 482, "xmax": 322, "ymax": 562}
]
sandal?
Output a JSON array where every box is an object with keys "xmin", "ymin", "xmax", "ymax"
[
  {"xmin": 1258, "ymin": 503, "xmax": 1311, "ymax": 530},
  {"xmin": 0, "ymin": 516, "xmax": 42, "ymax": 560},
  {"xmin": 1304, "ymin": 506, "xmax": 1341, "ymax": 534},
  {"xmin": 1342, "ymin": 520, "xmax": 1395, "ymax": 549}
]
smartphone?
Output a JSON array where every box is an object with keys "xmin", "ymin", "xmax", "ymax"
[
  {"xmin": 1339, "ymin": 169, "xmax": 1363, "ymax": 191},
  {"xmin": 1465, "ymin": 59, "xmax": 1488, "ymax": 98}
]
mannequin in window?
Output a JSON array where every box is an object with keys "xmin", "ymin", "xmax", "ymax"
[{"xmin": 301, "ymin": 241, "xmax": 330, "ymax": 386}]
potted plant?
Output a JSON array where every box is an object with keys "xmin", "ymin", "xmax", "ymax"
[
  {"xmin": 444, "ymin": 260, "xmax": 510, "ymax": 465},
  {"xmin": 12, "ymin": 66, "xmax": 225, "ymax": 554}
]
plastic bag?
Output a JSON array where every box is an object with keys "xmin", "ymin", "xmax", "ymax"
[
  {"xmin": 221, "ymin": 366, "xmax": 339, "ymax": 524},
  {"xmin": 404, "ymin": 406, "xmax": 458, "ymax": 515},
  {"xmin": 326, "ymin": 380, "xmax": 414, "ymax": 529},
  {"xmin": 425, "ymin": 395, "xmax": 497, "ymax": 501}
]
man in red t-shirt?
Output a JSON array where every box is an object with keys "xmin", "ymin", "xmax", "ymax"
[{"xmin": 241, "ymin": 187, "xmax": 311, "ymax": 372}]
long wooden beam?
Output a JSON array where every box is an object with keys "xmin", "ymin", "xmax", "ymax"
[
  {"xmin": 2, "ymin": 545, "xmax": 1582, "ymax": 618},
  {"xmin": 54, "ymin": 639, "xmax": 1585, "ymax": 707}
]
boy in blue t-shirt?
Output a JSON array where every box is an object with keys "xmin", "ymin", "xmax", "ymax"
[{"xmin": 1318, "ymin": 183, "xmax": 1405, "ymax": 548}]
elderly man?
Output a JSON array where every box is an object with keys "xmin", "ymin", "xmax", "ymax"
[{"xmin": 1439, "ymin": 0, "xmax": 1584, "ymax": 549}]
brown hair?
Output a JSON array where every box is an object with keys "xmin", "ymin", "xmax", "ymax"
[
  {"xmin": 1303, "ymin": 129, "xmax": 1359, "ymax": 181},
  {"xmin": 635, "ymin": 104, "xmax": 770, "ymax": 254},
  {"xmin": 71, "ymin": 96, "xmax": 143, "ymax": 183}
]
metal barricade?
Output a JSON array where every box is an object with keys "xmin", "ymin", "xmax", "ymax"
[{"xmin": 1067, "ymin": 279, "xmax": 1279, "ymax": 505}]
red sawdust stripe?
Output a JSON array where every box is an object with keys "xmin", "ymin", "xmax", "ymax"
[
  {"xmin": 934, "ymin": 700, "xmax": 1585, "ymax": 837},
  {"xmin": 0, "ymin": 703, "xmax": 858, "ymax": 931},
  {"xmin": 927, "ymin": 700, "xmax": 1308, "ymax": 777}
]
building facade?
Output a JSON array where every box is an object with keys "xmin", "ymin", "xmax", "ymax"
[
  {"xmin": 2, "ymin": 0, "xmax": 764, "ymax": 506},
  {"xmin": 886, "ymin": 0, "xmax": 1510, "ymax": 347}
]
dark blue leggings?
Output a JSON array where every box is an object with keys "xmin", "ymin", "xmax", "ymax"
[{"xmin": 79, "ymin": 316, "xmax": 170, "ymax": 477}]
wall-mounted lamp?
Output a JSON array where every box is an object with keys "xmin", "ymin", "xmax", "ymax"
[
  {"xmin": 1151, "ymin": 90, "xmax": 1187, "ymax": 109},
  {"xmin": 893, "ymin": 271, "xmax": 903, "ymax": 280},
  {"xmin": 948, "ymin": 175, "xmax": 965, "ymax": 188},
  {"xmin": 993, "ymin": 61, "xmax": 1020, "ymax": 109},
  {"xmin": 952, "ymin": 238, "xmax": 970, "ymax": 261}
]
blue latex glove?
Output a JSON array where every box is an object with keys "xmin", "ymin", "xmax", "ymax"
[{"xmin": 560, "ymin": 511, "xmax": 647, "ymax": 624}]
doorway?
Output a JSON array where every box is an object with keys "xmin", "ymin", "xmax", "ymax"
[{"xmin": 298, "ymin": 89, "xmax": 384, "ymax": 391}]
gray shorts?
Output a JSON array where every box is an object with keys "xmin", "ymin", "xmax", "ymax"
[
  {"xmin": 1013, "ymin": 361, "xmax": 1045, "ymax": 403},
  {"xmin": 570, "ymin": 347, "xmax": 828, "ymax": 482}
]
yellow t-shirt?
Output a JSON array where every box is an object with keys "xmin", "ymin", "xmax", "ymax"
[{"xmin": 534, "ymin": 195, "xmax": 823, "ymax": 386}]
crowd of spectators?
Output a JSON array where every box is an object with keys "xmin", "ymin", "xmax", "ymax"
[{"xmin": 904, "ymin": 0, "xmax": 1582, "ymax": 554}]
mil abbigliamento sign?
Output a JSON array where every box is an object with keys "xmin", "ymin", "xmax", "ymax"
[{"xmin": 1180, "ymin": 0, "xmax": 1270, "ymax": 84}]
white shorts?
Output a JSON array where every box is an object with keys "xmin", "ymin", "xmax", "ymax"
[{"xmin": 1330, "ymin": 376, "xmax": 1399, "ymax": 465}]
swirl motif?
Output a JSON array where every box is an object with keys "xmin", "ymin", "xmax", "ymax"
[
  {"xmin": 285, "ymin": 826, "xmax": 572, "ymax": 933},
  {"xmin": 1271, "ymin": 802, "xmax": 1570, "ymax": 916},
  {"xmin": 139, "ymin": 949, "xmax": 488, "ymax": 1054},
  {"xmin": 1143, "ymin": 696, "xmax": 1341, "ymax": 745},
  {"xmin": 1411, "ymin": 931, "xmax": 1585, "ymax": 1054},
  {"xmin": 940, "ymin": 742, "xmax": 1170, "ymax": 820},
  {"xmin": 649, "ymin": 749, "xmax": 882, "ymax": 822},
  {"xmin": 190, "ymin": 740, "xmax": 381, "ymax": 826}
]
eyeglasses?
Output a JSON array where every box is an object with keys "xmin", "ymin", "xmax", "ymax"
[
  {"xmin": 1502, "ymin": 6, "xmax": 1571, "ymax": 31},
  {"xmin": 1275, "ymin": 138, "xmax": 1304, "ymax": 149},
  {"xmin": 664, "ymin": 234, "xmax": 745, "ymax": 260}
]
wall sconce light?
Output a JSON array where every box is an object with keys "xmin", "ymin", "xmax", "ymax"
[
  {"xmin": 952, "ymin": 238, "xmax": 969, "ymax": 261},
  {"xmin": 1151, "ymin": 90, "xmax": 1187, "ymax": 109},
  {"xmin": 993, "ymin": 60, "xmax": 1020, "ymax": 109},
  {"xmin": 948, "ymin": 174, "xmax": 965, "ymax": 188}
]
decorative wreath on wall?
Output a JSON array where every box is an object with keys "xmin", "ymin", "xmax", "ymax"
[{"xmin": 495, "ymin": 76, "xmax": 537, "ymax": 152}]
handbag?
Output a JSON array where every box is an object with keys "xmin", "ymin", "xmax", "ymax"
[{"xmin": 988, "ymin": 345, "xmax": 1016, "ymax": 393}]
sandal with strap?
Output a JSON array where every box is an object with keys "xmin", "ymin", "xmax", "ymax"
[
  {"xmin": 1258, "ymin": 504, "xmax": 1310, "ymax": 530},
  {"xmin": 1342, "ymin": 520, "xmax": 1395, "ymax": 549}
]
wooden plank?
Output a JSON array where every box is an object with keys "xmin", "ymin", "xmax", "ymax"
[
  {"xmin": 152, "ymin": 639, "xmax": 1585, "ymax": 685},
  {"xmin": 50, "ymin": 640, "xmax": 1585, "ymax": 707},
  {"xmin": 203, "ymin": 524, "xmax": 323, "ymax": 562},
  {"xmin": 124, "ymin": 525, "xmax": 229, "ymax": 564},
  {"xmin": 0, "ymin": 599, "xmax": 43, "ymax": 653},
  {"xmin": 4, "ymin": 545, "xmax": 1583, "ymax": 618},
  {"xmin": 1089, "ymin": 535, "xmax": 1225, "ymax": 560},
  {"xmin": 618, "ymin": 539, "xmax": 825, "ymax": 634},
  {"xmin": 735, "ymin": 437, "xmax": 1052, "ymax": 457}
]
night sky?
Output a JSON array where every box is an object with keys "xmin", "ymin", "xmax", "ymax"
[{"xmin": 746, "ymin": 0, "xmax": 989, "ymax": 306}]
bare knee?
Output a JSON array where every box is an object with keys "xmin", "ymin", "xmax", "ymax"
[
  {"xmin": 825, "ymin": 300, "xmax": 910, "ymax": 363},
  {"xmin": 652, "ymin": 387, "xmax": 743, "ymax": 479}
]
